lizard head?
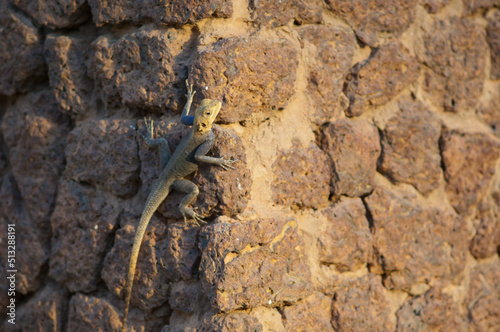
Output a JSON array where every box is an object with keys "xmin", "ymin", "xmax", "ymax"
[{"xmin": 194, "ymin": 99, "xmax": 222, "ymax": 134}]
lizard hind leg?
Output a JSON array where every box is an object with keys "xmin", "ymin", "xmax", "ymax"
[{"xmin": 172, "ymin": 179, "xmax": 205, "ymax": 226}]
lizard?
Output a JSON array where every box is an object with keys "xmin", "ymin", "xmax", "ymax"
[{"xmin": 121, "ymin": 80, "xmax": 236, "ymax": 332}]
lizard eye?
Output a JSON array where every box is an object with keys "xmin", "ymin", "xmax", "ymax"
[{"xmin": 201, "ymin": 123, "xmax": 207, "ymax": 127}]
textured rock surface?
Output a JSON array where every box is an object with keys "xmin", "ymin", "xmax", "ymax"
[
  {"xmin": 469, "ymin": 194, "xmax": 500, "ymax": 259},
  {"xmin": 462, "ymin": 0, "xmax": 500, "ymax": 14},
  {"xmin": 90, "ymin": 28, "xmax": 194, "ymax": 114},
  {"xmin": 67, "ymin": 294, "xmax": 122, "ymax": 332},
  {"xmin": 272, "ymin": 141, "xmax": 331, "ymax": 210},
  {"xmin": 477, "ymin": 87, "xmax": 500, "ymax": 138},
  {"xmin": 0, "ymin": 4, "xmax": 46, "ymax": 96},
  {"xmin": 324, "ymin": 0, "xmax": 417, "ymax": 46},
  {"xmin": 9, "ymin": 0, "xmax": 90, "ymax": 28},
  {"xmin": 441, "ymin": 129, "xmax": 500, "ymax": 216},
  {"xmin": 419, "ymin": 0, "xmax": 450, "ymax": 13},
  {"xmin": 199, "ymin": 216, "xmax": 311, "ymax": 311},
  {"xmin": 297, "ymin": 25, "xmax": 355, "ymax": 124},
  {"xmin": 365, "ymin": 182, "xmax": 468, "ymax": 291},
  {"xmin": 486, "ymin": 9, "xmax": 500, "ymax": 79},
  {"xmin": 419, "ymin": 17, "xmax": 487, "ymax": 113},
  {"xmin": 64, "ymin": 119, "xmax": 140, "ymax": 198},
  {"xmin": 50, "ymin": 180, "xmax": 122, "ymax": 293},
  {"xmin": 281, "ymin": 292, "xmax": 333, "ymax": 331},
  {"xmin": 396, "ymin": 288, "xmax": 467, "ymax": 331},
  {"xmin": 378, "ymin": 97, "xmax": 442, "ymax": 195},
  {"xmin": 190, "ymin": 36, "xmax": 298, "ymax": 123},
  {"xmin": 318, "ymin": 118, "xmax": 381, "ymax": 197},
  {"xmin": 344, "ymin": 42, "xmax": 420, "ymax": 116},
  {"xmin": 318, "ymin": 197, "xmax": 372, "ymax": 272},
  {"xmin": 332, "ymin": 274, "xmax": 395, "ymax": 331},
  {"xmin": 88, "ymin": 0, "xmax": 233, "ymax": 26},
  {"xmin": 45, "ymin": 35, "xmax": 94, "ymax": 119},
  {"xmin": 1, "ymin": 90, "xmax": 70, "ymax": 224},
  {"xmin": 249, "ymin": 0, "xmax": 323, "ymax": 27},
  {"xmin": 200, "ymin": 312, "xmax": 263, "ymax": 332}
]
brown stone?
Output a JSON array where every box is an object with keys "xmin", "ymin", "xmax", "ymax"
[
  {"xmin": 486, "ymin": 9, "xmax": 500, "ymax": 80},
  {"xmin": 281, "ymin": 292, "xmax": 334, "ymax": 332},
  {"xmin": 324, "ymin": 0, "xmax": 417, "ymax": 46},
  {"xmin": 138, "ymin": 122, "xmax": 251, "ymax": 219},
  {"xmin": 419, "ymin": 0, "xmax": 450, "ymax": 13},
  {"xmin": 470, "ymin": 194, "xmax": 500, "ymax": 259},
  {"xmin": 199, "ymin": 216, "xmax": 311, "ymax": 311},
  {"xmin": 419, "ymin": 17, "xmax": 487, "ymax": 113},
  {"xmin": 297, "ymin": 25, "xmax": 356, "ymax": 124},
  {"xmin": 67, "ymin": 294, "xmax": 122, "ymax": 332},
  {"xmin": 318, "ymin": 197, "xmax": 372, "ymax": 272},
  {"xmin": 344, "ymin": 42, "xmax": 420, "ymax": 116},
  {"xmin": 9, "ymin": 0, "xmax": 90, "ymax": 29},
  {"xmin": 272, "ymin": 140, "xmax": 331, "ymax": 210},
  {"xmin": 441, "ymin": 129, "xmax": 500, "ymax": 217},
  {"xmin": 332, "ymin": 274, "xmax": 395, "ymax": 331},
  {"xmin": 169, "ymin": 280, "xmax": 202, "ymax": 314},
  {"xmin": 463, "ymin": 0, "xmax": 500, "ymax": 15},
  {"xmin": 466, "ymin": 261, "xmax": 500, "ymax": 332},
  {"xmin": 396, "ymin": 288, "xmax": 467, "ymax": 331},
  {"xmin": 88, "ymin": 0, "xmax": 232, "ymax": 26},
  {"xmin": 378, "ymin": 97, "xmax": 442, "ymax": 195},
  {"xmin": 200, "ymin": 312, "xmax": 263, "ymax": 332},
  {"xmin": 1, "ymin": 90, "xmax": 70, "ymax": 224},
  {"xmin": 0, "ymin": 173, "xmax": 49, "ymax": 295},
  {"xmin": 15, "ymin": 284, "xmax": 67, "ymax": 332},
  {"xmin": 189, "ymin": 36, "xmax": 299, "ymax": 123},
  {"xmin": 90, "ymin": 27, "xmax": 193, "ymax": 114},
  {"xmin": 0, "ymin": 3, "xmax": 46, "ymax": 96},
  {"xmin": 249, "ymin": 0, "xmax": 322, "ymax": 27},
  {"xmin": 45, "ymin": 35, "xmax": 94, "ymax": 119},
  {"xmin": 64, "ymin": 119, "xmax": 140, "ymax": 198},
  {"xmin": 365, "ymin": 182, "xmax": 468, "ymax": 291},
  {"xmin": 477, "ymin": 86, "xmax": 500, "ymax": 139},
  {"xmin": 49, "ymin": 180, "xmax": 122, "ymax": 293},
  {"xmin": 102, "ymin": 215, "xmax": 200, "ymax": 312},
  {"xmin": 318, "ymin": 118, "xmax": 381, "ymax": 197}
]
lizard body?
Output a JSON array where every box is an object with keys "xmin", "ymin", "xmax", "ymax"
[{"xmin": 121, "ymin": 81, "xmax": 235, "ymax": 331}]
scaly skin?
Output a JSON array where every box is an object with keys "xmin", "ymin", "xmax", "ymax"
[{"xmin": 121, "ymin": 81, "xmax": 236, "ymax": 332}]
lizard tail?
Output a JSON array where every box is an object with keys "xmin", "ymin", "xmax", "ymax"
[{"xmin": 121, "ymin": 181, "xmax": 172, "ymax": 332}]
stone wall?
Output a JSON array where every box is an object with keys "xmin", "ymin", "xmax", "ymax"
[{"xmin": 1, "ymin": 0, "xmax": 499, "ymax": 331}]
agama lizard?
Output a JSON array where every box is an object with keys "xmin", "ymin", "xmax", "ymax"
[{"xmin": 121, "ymin": 81, "xmax": 236, "ymax": 331}]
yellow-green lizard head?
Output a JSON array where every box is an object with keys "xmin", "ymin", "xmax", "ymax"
[{"xmin": 194, "ymin": 99, "xmax": 222, "ymax": 134}]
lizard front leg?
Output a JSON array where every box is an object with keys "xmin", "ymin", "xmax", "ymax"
[
  {"xmin": 140, "ymin": 117, "xmax": 171, "ymax": 169},
  {"xmin": 194, "ymin": 137, "xmax": 238, "ymax": 170}
]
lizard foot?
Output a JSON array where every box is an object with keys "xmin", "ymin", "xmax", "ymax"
[
  {"xmin": 185, "ymin": 79, "xmax": 196, "ymax": 100},
  {"xmin": 181, "ymin": 207, "xmax": 206, "ymax": 227},
  {"xmin": 219, "ymin": 158, "xmax": 239, "ymax": 170},
  {"xmin": 140, "ymin": 117, "xmax": 155, "ymax": 141}
]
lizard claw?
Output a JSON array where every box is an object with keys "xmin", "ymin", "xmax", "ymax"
[
  {"xmin": 185, "ymin": 80, "xmax": 196, "ymax": 100},
  {"xmin": 219, "ymin": 158, "xmax": 238, "ymax": 170},
  {"xmin": 140, "ymin": 117, "xmax": 154, "ymax": 140}
]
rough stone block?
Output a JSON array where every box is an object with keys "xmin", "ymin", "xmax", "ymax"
[
  {"xmin": 249, "ymin": 0, "xmax": 322, "ymax": 27},
  {"xmin": 67, "ymin": 294, "xmax": 122, "ymax": 332},
  {"xmin": 419, "ymin": 17, "xmax": 487, "ymax": 113},
  {"xmin": 297, "ymin": 25, "xmax": 355, "ymax": 124},
  {"xmin": 486, "ymin": 9, "xmax": 500, "ymax": 80},
  {"xmin": 318, "ymin": 118, "xmax": 381, "ymax": 197},
  {"xmin": 396, "ymin": 288, "xmax": 467, "ymax": 332},
  {"xmin": 281, "ymin": 292, "xmax": 333, "ymax": 331},
  {"xmin": 88, "ymin": 0, "xmax": 232, "ymax": 26},
  {"xmin": 324, "ymin": 0, "xmax": 417, "ymax": 46},
  {"xmin": 378, "ymin": 97, "xmax": 442, "ymax": 195},
  {"xmin": 272, "ymin": 140, "xmax": 331, "ymax": 210},
  {"xmin": 49, "ymin": 180, "xmax": 122, "ymax": 293},
  {"xmin": 440, "ymin": 129, "xmax": 500, "ymax": 217},
  {"xmin": 200, "ymin": 312, "xmax": 263, "ymax": 332},
  {"xmin": 463, "ymin": 0, "xmax": 500, "ymax": 15},
  {"xmin": 15, "ymin": 284, "xmax": 67, "ymax": 332},
  {"xmin": 344, "ymin": 42, "xmax": 420, "ymax": 116},
  {"xmin": 102, "ymin": 215, "xmax": 199, "ymax": 312},
  {"xmin": 44, "ymin": 35, "xmax": 94, "ymax": 119},
  {"xmin": 90, "ymin": 27, "xmax": 193, "ymax": 114},
  {"xmin": 477, "ymin": 86, "xmax": 500, "ymax": 138},
  {"xmin": 332, "ymin": 274, "xmax": 395, "ymax": 331},
  {"xmin": 9, "ymin": 0, "xmax": 90, "ymax": 29},
  {"xmin": 318, "ymin": 197, "xmax": 372, "ymax": 272},
  {"xmin": 419, "ymin": 0, "xmax": 450, "ymax": 13},
  {"xmin": 1, "ymin": 90, "xmax": 70, "ymax": 224},
  {"xmin": 469, "ymin": 194, "xmax": 500, "ymax": 259},
  {"xmin": 64, "ymin": 119, "xmax": 140, "ymax": 198},
  {"xmin": 199, "ymin": 216, "xmax": 311, "ymax": 311},
  {"xmin": 189, "ymin": 36, "xmax": 298, "ymax": 123},
  {"xmin": 0, "ymin": 4, "xmax": 45, "ymax": 96},
  {"xmin": 365, "ymin": 183, "xmax": 468, "ymax": 291}
]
